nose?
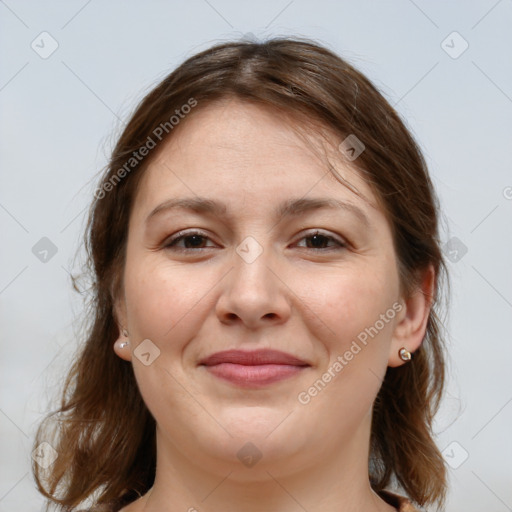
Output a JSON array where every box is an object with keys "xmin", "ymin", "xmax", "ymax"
[{"xmin": 215, "ymin": 241, "xmax": 292, "ymax": 329}]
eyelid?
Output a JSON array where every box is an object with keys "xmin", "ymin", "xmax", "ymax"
[
  {"xmin": 163, "ymin": 229, "xmax": 215, "ymax": 249},
  {"xmin": 293, "ymin": 229, "xmax": 347, "ymax": 249}
]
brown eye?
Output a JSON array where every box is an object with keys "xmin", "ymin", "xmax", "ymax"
[
  {"xmin": 295, "ymin": 231, "xmax": 346, "ymax": 250},
  {"xmin": 164, "ymin": 231, "xmax": 215, "ymax": 251}
]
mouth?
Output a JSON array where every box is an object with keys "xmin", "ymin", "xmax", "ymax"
[{"xmin": 199, "ymin": 349, "xmax": 310, "ymax": 388}]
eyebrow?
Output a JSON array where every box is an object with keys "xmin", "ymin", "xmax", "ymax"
[{"xmin": 145, "ymin": 196, "xmax": 371, "ymax": 228}]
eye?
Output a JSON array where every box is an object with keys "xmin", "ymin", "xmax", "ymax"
[
  {"xmin": 294, "ymin": 230, "xmax": 347, "ymax": 251},
  {"xmin": 163, "ymin": 230, "xmax": 215, "ymax": 251}
]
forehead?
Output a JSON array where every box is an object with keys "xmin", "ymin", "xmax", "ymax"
[{"xmin": 133, "ymin": 99, "xmax": 381, "ymax": 219}]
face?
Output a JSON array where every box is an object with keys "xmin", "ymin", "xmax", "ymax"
[{"xmin": 113, "ymin": 98, "xmax": 425, "ymax": 479}]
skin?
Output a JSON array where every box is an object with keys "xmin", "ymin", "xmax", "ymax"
[{"xmin": 113, "ymin": 98, "xmax": 434, "ymax": 512}]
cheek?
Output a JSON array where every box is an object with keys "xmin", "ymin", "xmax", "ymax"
[
  {"xmin": 300, "ymin": 262, "xmax": 398, "ymax": 349},
  {"xmin": 124, "ymin": 256, "xmax": 209, "ymax": 342},
  {"xmin": 295, "ymin": 267, "xmax": 399, "ymax": 435},
  {"xmin": 123, "ymin": 258, "xmax": 212, "ymax": 430}
]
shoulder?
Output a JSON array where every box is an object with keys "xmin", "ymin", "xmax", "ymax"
[{"xmin": 377, "ymin": 489, "xmax": 422, "ymax": 512}]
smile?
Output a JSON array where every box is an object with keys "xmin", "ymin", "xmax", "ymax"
[{"xmin": 203, "ymin": 362, "xmax": 308, "ymax": 388}]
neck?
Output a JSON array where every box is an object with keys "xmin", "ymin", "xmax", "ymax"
[{"xmin": 130, "ymin": 411, "xmax": 395, "ymax": 512}]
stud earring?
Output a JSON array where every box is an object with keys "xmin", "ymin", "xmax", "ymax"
[
  {"xmin": 118, "ymin": 328, "xmax": 129, "ymax": 349},
  {"xmin": 399, "ymin": 347, "xmax": 412, "ymax": 362}
]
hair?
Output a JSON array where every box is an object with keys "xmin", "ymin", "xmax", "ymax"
[{"xmin": 32, "ymin": 36, "xmax": 449, "ymax": 511}]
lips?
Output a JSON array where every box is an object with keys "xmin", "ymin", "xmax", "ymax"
[
  {"xmin": 199, "ymin": 349, "xmax": 310, "ymax": 388},
  {"xmin": 199, "ymin": 349, "xmax": 309, "ymax": 367}
]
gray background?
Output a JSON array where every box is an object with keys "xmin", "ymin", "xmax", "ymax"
[{"xmin": 1, "ymin": 1, "xmax": 511, "ymax": 511}]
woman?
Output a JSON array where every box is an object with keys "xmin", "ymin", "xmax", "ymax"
[{"xmin": 33, "ymin": 37, "xmax": 449, "ymax": 512}]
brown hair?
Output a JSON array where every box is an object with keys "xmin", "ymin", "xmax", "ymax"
[{"xmin": 33, "ymin": 37, "xmax": 449, "ymax": 511}]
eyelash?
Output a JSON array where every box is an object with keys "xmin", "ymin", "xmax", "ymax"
[{"xmin": 163, "ymin": 230, "xmax": 347, "ymax": 252}]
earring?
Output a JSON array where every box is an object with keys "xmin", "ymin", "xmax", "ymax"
[
  {"xmin": 399, "ymin": 347, "xmax": 412, "ymax": 362},
  {"xmin": 118, "ymin": 328, "xmax": 129, "ymax": 349}
]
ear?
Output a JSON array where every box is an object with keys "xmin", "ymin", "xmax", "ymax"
[
  {"xmin": 388, "ymin": 264, "xmax": 435, "ymax": 367},
  {"xmin": 112, "ymin": 293, "xmax": 132, "ymax": 362}
]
